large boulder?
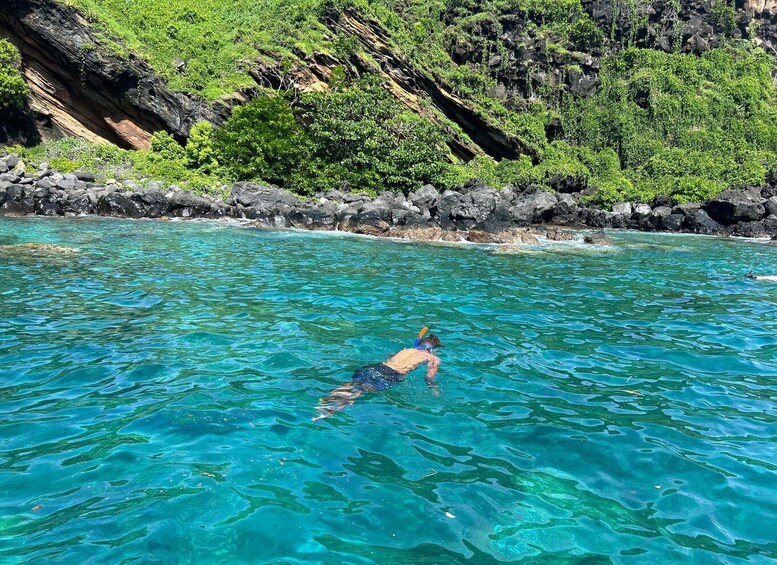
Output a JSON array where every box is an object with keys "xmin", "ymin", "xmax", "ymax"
[
  {"xmin": 55, "ymin": 176, "xmax": 77, "ymax": 191},
  {"xmin": 64, "ymin": 194, "xmax": 95, "ymax": 215},
  {"xmin": 357, "ymin": 198, "xmax": 392, "ymax": 222},
  {"xmin": 34, "ymin": 199, "xmax": 62, "ymax": 216},
  {"xmin": 686, "ymin": 209, "xmax": 723, "ymax": 235},
  {"xmin": 2, "ymin": 184, "xmax": 24, "ymax": 203},
  {"xmin": 96, "ymin": 192, "xmax": 146, "ymax": 218},
  {"xmin": 2, "ymin": 154, "xmax": 19, "ymax": 169},
  {"xmin": 74, "ymin": 170, "xmax": 96, "ymax": 182},
  {"xmin": 0, "ymin": 200, "xmax": 34, "ymax": 216},
  {"xmin": 633, "ymin": 203, "xmax": 652, "ymax": 216},
  {"xmin": 550, "ymin": 193, "xmax": 579, "ymax": 223},
  {"xmin": 410, "ymin": 184, "xmax": 440, "ymax": 211},
  {"xmin": 134, "ymin": 189, "xmax": 170, "ymax": 217},
  {"xmin": 660, "ymin": 213, "xmax": 685, "ymax": 231},
  {"xmin": 581, "ymin": 208, "xmax": 613, "ymax": 229},
  {"xmin": 228, "ymin": 182, "xmax": 299, "ymax": 216},
  {"xmin": 765, "ymin": 196, "xmax": 777, "ymax": 217},
  {"xmin": 391, "ymin": 207, "xmax": 424, "ymax": 226},
  {"xmin": 289, "ymin": 204, "xmax": 337, "ymax": 229},
  {"xmin": 449, "ymin": 188, "xmax": 498, "ymax": 224},
  {"xmin": 612, "ymin": 202, "xmax": 632, "ymax": 215},
  {"xmin": 168, "ymin": 191, "xmax": 212, "ymax": 217},
  {"xmin": 729, "ymin": 221, "xmax": 769, "ymax": 238},
  {"xmin": 510, "ymin": 191, "xmax": 558, "ymax": 224},
  {"xmin": 672, "ymin": 203, "xmax": 701, "ymax": 217},
  {"xmin": 649, "ymin": 206, "xmax": 673, "ymax": 229},
  {"xmin": 651, "ymin": 195, "xmax": 674, "ymax": 208},
  {"xmin": 703, "ymin": 188, "xmax": 766, "ymax": 225}
]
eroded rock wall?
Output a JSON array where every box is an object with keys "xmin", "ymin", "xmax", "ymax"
[
  {"xmin": 443, "ymin": 0, "xmax": 777, "ymax": 107},
  {"xmin": 0, "ymin": 0, "xmax": 217, "ymax": 149}
]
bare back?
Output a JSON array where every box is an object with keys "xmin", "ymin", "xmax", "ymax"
[{"xmin": 384, "ymin": 348, "xmax": 438, "ymax": 375}]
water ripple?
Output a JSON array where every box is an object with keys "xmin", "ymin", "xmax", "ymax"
[{"xmin": 0, "ymin": 217, "xmax": 776, "ymax": 563}]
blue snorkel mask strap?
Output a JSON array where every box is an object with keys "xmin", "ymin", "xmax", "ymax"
[
  {"xmin": 414, "ymin": 338, "xmax": 434, "ymax": 351},
  {"xmin": 413, "ymin": 326, "xmax": 435, "ymax": 352}
]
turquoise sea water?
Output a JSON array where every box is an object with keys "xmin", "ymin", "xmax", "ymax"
[{"xmin": 0, "ymin": 216, "xmax": 775, "ymax": 564}]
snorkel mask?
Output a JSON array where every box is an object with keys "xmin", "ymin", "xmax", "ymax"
[{"xmin": 413, "ymin": 327, "xmax": 441, "ymax": 352}]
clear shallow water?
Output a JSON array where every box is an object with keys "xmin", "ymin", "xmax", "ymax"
[{"xmin": 0, "ymin": 217, "xmax": 775, "ymax": 564}]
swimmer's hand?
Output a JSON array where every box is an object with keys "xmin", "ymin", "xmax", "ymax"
[{"xmin": 428, "ymin": 383, "xmax": 441, "ymax": 397}]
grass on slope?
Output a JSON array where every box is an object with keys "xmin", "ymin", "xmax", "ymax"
[
  {"xmin": 38, "ymin": 0, "xmax": 777, "ymax": 206},
  {"xmin": 62, "ymin": 0, "xmax": 329, "ymax": 99}
]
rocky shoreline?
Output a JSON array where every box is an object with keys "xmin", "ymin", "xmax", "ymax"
[{"xmin": 2, "ymin": 152, "xmax": 777, "ymax": 244}]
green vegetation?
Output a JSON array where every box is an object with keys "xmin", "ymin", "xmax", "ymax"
[
  {"xmin": 293, "ymin": 79, "xmax": 448, "ymax": 193},
  {"xmin": 12, "ymin": 136, "xmax": 230, "ymax": 194},
  {"xmin": 214, "ymin": 96, "xmax": 307, "ymax": 186},
  {"xmin": 62, "ymin": 0, "xmax": 328, "ymax": 99},
  {"xmin": 0, "ymin": 39, "xmax": 29, "ymax": 109},
  {"xmin": 25, "ymin": 1, "xmax": 777, "ymax": 205},
  {"xmin": 12, "ymin": 79, "xmax": 448, "ymax": 196},
  {"xmin": 563, "ymin": 46, "xmax": 777, "ymax": 205}
]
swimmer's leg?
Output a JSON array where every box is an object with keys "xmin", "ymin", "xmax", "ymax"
[{"xmin": 312, "ymin": 382, "xmax": 364, "ymax": 421}]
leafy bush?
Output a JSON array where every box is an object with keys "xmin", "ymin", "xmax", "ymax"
[
  {"xmin": 0, "ymin": 39, "xmax": 28, "ymax": 109},
  {"xmin": 149, "ymin": 131, "xmax": 186, "ymax": 161},
  {"xmin": 711, "ymin": 1, "xmax": 737, "ymax": 35},
  {"xmin": 569, "ymin": 17, "xmax": 605, "ymax": 50},
  {"xmin": 215, "ymin": 96, "xmax": 308, "ymax": 185},
  {"xmin": 562, "ymin": 45, "xmax": 777, "ymax": 205},
  {"xmin": 14, "ymin": 136, "xmax": 227, "ymax": 194},
  {"xmin": 294, "ymin": 79, "xmax": 449, "ymax": 193},
  {"xmin": 185, "ymin": 121, "xmax": 219, "ymax": 173}
]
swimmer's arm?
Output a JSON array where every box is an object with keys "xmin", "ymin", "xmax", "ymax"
[{"xmin": 425, "ymin": 354, "xmax": 440, "ymax": 395}]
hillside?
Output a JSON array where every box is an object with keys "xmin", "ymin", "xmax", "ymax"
[{"xmin": 1, "ymin": 0, "xmax": 777, "ymax": 203}]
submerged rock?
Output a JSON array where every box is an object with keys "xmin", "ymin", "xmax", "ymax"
[
  {"xmin": 466, "ymin": 227, "xmax": 539, "ymax": 245},
  {"xmin": 388, "ymin": 227, "xmax": 464, "ymax": 242},
  {"xmin": 544, "ymin": 227, "xmax": 574, "ymax": 241},
  {"xmin": 0, "ymin": 243, "xmax": 78, "ymax": 255},
  {"xmin": 490, "ymin": 245, "xmax": 536, "ymax": 255},
  {"xmin": 583, "ymin": 231, "xmax": 613, "ymax": 245}
]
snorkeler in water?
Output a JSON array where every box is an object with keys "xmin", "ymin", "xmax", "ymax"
[
  {"xmin": 313, "ymin": 328, "xmax": 442, "ymax": 421},
  {"xmin": 745, "ymin": 270, "xmax": 777, "ymax": 281}
]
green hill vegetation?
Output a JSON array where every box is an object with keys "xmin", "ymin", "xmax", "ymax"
[
  {"xmin": 0, "ymin": 40, "xmax": 28, "ymax": 110},
  {"xmin": 15, "ymin": 2, "xmax": 777, "ymax": 204}
]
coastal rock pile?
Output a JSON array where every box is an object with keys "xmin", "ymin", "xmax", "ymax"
[{"xmin": 2, "ymin": 152, "xmax": 777, "ymax": 240}]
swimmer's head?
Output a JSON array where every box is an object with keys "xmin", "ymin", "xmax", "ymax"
[{"xmin": 416, "ymin": 334, "xmax": 442, "ymax": 352}]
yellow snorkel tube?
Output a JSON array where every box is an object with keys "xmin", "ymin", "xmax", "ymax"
[{"xmin": 414, "ymin": 326, "xmax": 429, "ymax": 349}]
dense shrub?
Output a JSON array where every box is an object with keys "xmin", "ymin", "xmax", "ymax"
[
  {"xmin": 149, "ymin": 131, "xmax": 186, "ymax": 161},
  {"xmin": 711, "ymin": 0, "xmax": 737, "ymax": 35},
  {"xmin": 0, "ymin": 39, "xmax": 28, "ymax": 109},
  {"xmin": 295, "ymin": 81, "xmax": 448, "ymax": 193},
  {"xmin": 562, "ymin": 46, "xmax": 777, "ymax": 204},
  {"xmin": 185, "ymin": 121, "xmax": 219, "ymax": 173},
  {"xmin": 568, "ymin": 17, "xmax": 605, "ymax": 50},
  {"xmin": 215, "ymin": 96, "xmax": 308, "ymax": 185},
  {"xmin": 15, "ymin": 136, "xmax": 228, "ymax": 194}
]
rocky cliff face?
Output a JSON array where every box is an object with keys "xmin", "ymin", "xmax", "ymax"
[
  {"xmin": 0, "ymin": 0, "xmax": 218, "ymax": 149},
  {"xmin": 443, "ymin": 0, "xmax": 777, "ymax": 108},
  {"xmin": 0, "ymin": 0, "xmax": 776, "ymax": 154}
]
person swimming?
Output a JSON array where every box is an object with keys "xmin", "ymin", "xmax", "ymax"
[
  {"xmin": 745, "ymin": 270, "xmax": 777, "ymax": 281},
  {"xmin": 313, "ymin": 329, "xmax": 442, "ymax": 421}
]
